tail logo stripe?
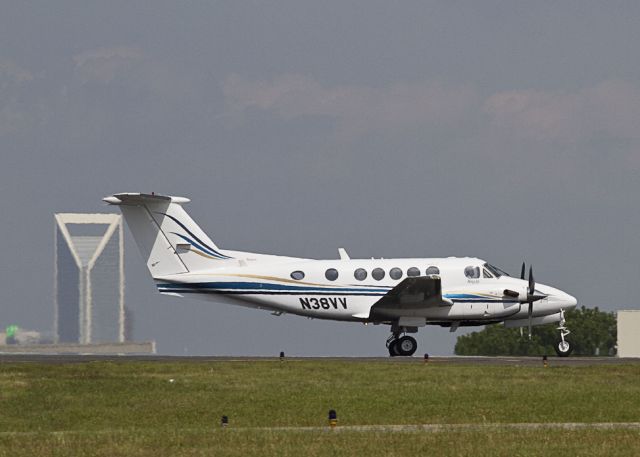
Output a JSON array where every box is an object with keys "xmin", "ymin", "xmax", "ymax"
[
  {"xmin": 156, "ymin": 212, "xmax": 232, "ymax": 259},
  {"xmin": 171, "ymin": 232, "xmax": 228, "ymax": 260}
]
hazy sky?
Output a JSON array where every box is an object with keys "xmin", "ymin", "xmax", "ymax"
[{"xmin": 1, "ymin": 1, "xmax": 638, "ymax": 355}]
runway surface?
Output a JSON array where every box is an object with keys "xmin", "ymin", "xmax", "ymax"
[{"xmin": 0, "ymin": 353, "xmax": 637, "ymax": 366}]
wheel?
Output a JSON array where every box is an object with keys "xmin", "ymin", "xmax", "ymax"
[
  {"xmin": 396, "ymin": 336, "xmax": 418, "ymax": 356},
  {"xmin": 388, "ymin": 339, "xmax": 400, "ymax": 357},
  {"xmin": 555, "ymin": 340, "xmax": 573, "ymax": 357}
]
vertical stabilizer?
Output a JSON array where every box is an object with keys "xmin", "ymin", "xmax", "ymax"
[{"xmin": 104, "ymin": 193, "xmax": 231, "ymax": 277}]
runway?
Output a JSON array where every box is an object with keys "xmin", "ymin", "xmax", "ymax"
[{"xmin": 0, "ymin": 353, "xmax": 637, "ymax": 366}]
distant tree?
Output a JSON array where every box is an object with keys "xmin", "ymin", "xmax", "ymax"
[
  {"xmin": 454, "ymin": 306, "xmax": 617, "ymax": 356},
  {"xmin": 5, "ymin": 325, "xmax": 18, "ymax": 345}
]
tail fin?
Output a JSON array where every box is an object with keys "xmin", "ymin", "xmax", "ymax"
[{"xmin": 104, "ymin": 193, "xmax": 231, "ymax": 277}]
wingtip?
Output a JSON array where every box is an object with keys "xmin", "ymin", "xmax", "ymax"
[{"xmin": 103, "ymin": 196, "xmax": 122, "ymax": 205}]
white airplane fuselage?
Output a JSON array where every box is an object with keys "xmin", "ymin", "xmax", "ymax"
[
  {"xmin": 104, "ymin": 192, "xmax": 578, "ymax": 356},
  {"xmin": 155, "ymin": 255, "xmax": 576, "ymax": 325}
]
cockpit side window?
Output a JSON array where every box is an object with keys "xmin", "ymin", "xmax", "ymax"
[
  {"xmin": 482, "ymin": 268, "xmax": 494, "ymax": 278},
  {"xmin": 484, "ymin": 263, "xmax": 510, "ymax": 278},
  {"xmin": 464, "ymin": 266, "xmax": 480, "ymax": 279}
]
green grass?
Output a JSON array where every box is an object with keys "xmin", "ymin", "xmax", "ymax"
[{"xmin": 0, "ymin": 360, "xmax": 639, "ymax": 455}]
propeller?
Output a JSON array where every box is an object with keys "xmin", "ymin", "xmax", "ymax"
[
  {"xmin": 525, "ymin": 265, "xmax": 549, "ymax": 339},
  {"xmin": 527, "ymin": 265, "xmax": 534, "ymax": 340},
  {"xmin": 505, "ymin": 262, "xmax": 548, "ymax": 340}
]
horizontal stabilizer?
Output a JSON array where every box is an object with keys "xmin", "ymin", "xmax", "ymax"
[{"xmin": 103, "ymin": 193, "xmax": 190, "ymax": 205}]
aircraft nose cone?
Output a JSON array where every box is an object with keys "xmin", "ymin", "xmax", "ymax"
[
  {"xmin": 558, "ymin": 292, "xmax": 577, "ymax": 310},
  {"xmin": 538, "ymin": 284, "xmax": 577, "ymax": 311}
]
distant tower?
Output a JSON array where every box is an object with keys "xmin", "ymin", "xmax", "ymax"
[{"xmin": 54, "ymin": 213, "xmax": 124, "ymax": 344}]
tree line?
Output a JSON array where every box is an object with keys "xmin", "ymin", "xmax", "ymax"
[{"xmin": 455, "ymin": 306, "xmax": 617, "ymax": 356}]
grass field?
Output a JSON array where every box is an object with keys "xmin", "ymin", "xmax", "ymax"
[{"xmin": 0, "ymin": 359, "xmax": 639, "ymax": 456}]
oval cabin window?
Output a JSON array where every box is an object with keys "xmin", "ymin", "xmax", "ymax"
[
  {"xmin": 290, "ymin": 271, "xmax": 305, "ymax": 280},
  {"xmin": 426, "ymin": 266, "xmax": 440, "ymax": 275},
  {"xmin": 372, "ymin": 268, "xmax": 385, "ymax": 281},
  {"xmin": 325, "ymin": 268, "xmax": 339, "ymax": 281},
  {"xmin": 354, "ymin": 268, "xmax": 367, "ymax": 281}
]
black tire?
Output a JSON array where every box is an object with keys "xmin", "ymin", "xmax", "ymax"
[
  {"xmin": 396, "ymin": 336, "xmax": 418, "ymax": 356},
  {"xmin": 388, "ymin": 340, "xmax": 399, "ymax": 357},
  {"xmin": 555, "ymin": 340, "xmax": 573, "ymax": 357}
]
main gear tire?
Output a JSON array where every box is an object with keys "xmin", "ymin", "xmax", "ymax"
[
  {"xmin": 388, "ymin": 340, "xmax": 400, "ymax": 357},
  {"xmin": 396, "ymin": 336, "xmax": 418, "ymax": 356}
]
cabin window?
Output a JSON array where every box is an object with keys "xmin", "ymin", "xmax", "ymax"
[
  {"xmin": 390, "ymin": 267, "xmax": 402, "ymax": 280},
  {"xmin": 290, "ymin": 271, "xmax": 305, "ymax": 280},
  {"xmin": 325, "ymin": 268, "xmax": 339, "ymax": 281},
  {"xmin": 425, "ymin": 266, "xmax": 440, "ymax": 275},
  {"xmin": 354, "ymin": 268, "xmax": 367, "ymax": 281},
  {"xmin": 407, "ymin": 267, "xmax": 420, "ymax": 277},
  {"xmin": 372, "ymin": 268, "xmax": 385, "ymax": 281},
  {"xmin": 464, "ymin": 266, "xmax": 481, "ymax": 279}
]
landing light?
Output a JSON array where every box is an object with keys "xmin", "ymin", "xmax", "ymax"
[{"xmin": 328, "ymin": 409, "xmax": 337, "ymax": 428}]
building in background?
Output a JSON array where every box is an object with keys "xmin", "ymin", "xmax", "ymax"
[
  {"xmin": 617, "ymin": 310, "xmax": 640, "ymax": 358},
  {"xmin": 54, "ymin": 213, "xmax": 124, "ymax": 344}
]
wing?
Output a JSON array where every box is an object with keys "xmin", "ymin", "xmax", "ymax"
[{"xmin": 368, "ymin": 275, "xmax": 452, "ymax": 320}]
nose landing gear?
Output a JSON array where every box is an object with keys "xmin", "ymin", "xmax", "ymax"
[
  {"xmin": 386, "ymin": 332, "xmax": 418, "ymax": 357},
  {"xmin": 555, "ymin": 309, "xmax": 573, "ymax": 357}
]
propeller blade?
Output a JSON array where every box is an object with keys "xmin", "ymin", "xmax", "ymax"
[
  {"xmin": 521, "ymin": 262, "xmax": 525, "ymax": 280},
  {"xmin": 528, "ymin": 265, "xmax": 535, "ymax": 295},
  {"xmin": 528, "ymin": 301, "xmax": 533, "ymax": 340},
  {"xmin": 528, "ymin": 265, "xmax": 535, "ymax": 340}
]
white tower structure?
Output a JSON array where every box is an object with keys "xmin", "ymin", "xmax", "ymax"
[{"xmin": 54, "ymin": 213, "xmax": 124, "ymax": 344}]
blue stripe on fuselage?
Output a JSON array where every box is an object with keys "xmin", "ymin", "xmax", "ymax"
[
  {"xmin": 156, "ymin": 281, "xmax": 390, "ymax": 294},
  {"xmin": 155, "ymin": 282, "xmax": 517, "ymax": 302}
]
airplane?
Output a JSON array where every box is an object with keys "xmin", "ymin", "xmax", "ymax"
[{"xmin": 104, "ymin": 192, "xmax": 578, "ymax": 357}]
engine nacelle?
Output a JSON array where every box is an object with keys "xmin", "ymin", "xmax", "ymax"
[{"xmin": 503, "ymin": 285, "xmax": 529, "ymax": 303}]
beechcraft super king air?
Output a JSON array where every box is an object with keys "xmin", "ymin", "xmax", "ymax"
[{"xmin": 104, "ymin": 192, "xmax": 578, "ymax": 357}]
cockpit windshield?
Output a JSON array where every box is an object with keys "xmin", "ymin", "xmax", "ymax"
[{"xmin": 484, "ymin": 263, "xmax": 510, "ymax": 278}]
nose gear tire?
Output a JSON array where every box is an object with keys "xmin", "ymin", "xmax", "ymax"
[{"xmin": 555, "ymin": 340, "xmax": 573, "ymax": 357}]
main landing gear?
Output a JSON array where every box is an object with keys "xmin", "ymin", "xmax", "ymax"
[
  {"xmin": 387, "ymin": 333, "xmax": 418, "ymax": 357},
  {"xmin": 555, "ymin": 309, "xmax": 573, "ymax": 357}
]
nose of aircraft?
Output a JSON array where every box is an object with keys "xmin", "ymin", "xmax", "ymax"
[
  {"xmin": 557, "ymin": 291, "xmax": 577, "ymax": 310},
  {"xmin": 535, "ymin": 283, "xmax": 577, "ymax": 310},
  {"xmin": 547, "ymin": 288, "xmax": 577, "ymax": 310}
]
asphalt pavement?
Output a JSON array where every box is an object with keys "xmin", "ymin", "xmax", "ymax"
[{"xmin": 0, "ymin": 354, "xmax": 637, "ymax": 366}]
